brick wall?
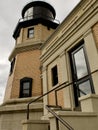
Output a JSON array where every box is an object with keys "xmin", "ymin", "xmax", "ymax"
[
  {"xmin": 4, "ymin": 23, "xmax": 55, "ymax": 101},
  {"xmin": 16, "ymin": 24, "xmax": 54, "ymax": 44},
  {"xmin": 10, "ymin": 50, "xmax": 42, "ymax": 98}
]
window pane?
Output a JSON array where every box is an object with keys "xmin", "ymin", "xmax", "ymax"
[
  {"xmin": 29, "ymin": 33, "xmax": 34, "ymax": 38},
  {"xmin": 23, "ymin": 89, "xmax": 29, "ymax": 94},
  {"xmin": 28, "ymin": 28, "xmax": 34, "ymax": 38},
  {"xmin": 20, "ymin": 78, "xmax": 32, "ymax": 98},
  {"xmin": 74, "ymin": 48, "xmax": 88, "ymax": 79},
  {"xmin": 23, "ymin": 82, "xmax": 30, "ymax": 89},
  {"xmin": 23, "ymin": 90, "xmax": 29, "ymax": 97},
  {"xmin": 29, "ymin": 29, "xmax": 34, "ymax": 34},
  {"xmin": 79, "ymin": 80, "xmax": 92, "ymax": 97},
  {"xmin": 52, "ymin": 65, "xmax": 58, "ymax": 86}
]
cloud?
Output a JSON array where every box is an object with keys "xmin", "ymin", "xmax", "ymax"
[
  {"xmin": 0, "ymin": 63, "xmax": 9, "ymax": 87},
  {"xmin": 0, "ymin": 63, "xmax": 10, "ymax": 104},
  {"xmin": 46, "ymin": 0, "xmax": 80, "ymax": 21},
  {"xmin": 0, "ymin": 62, "xmax": 9, "ymax": 104}
]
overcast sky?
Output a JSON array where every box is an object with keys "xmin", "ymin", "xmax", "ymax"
[{"xmin": 0, "ymin": 0, "xmax": 80, "ymax": 104}]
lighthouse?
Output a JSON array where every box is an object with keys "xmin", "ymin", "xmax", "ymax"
[
  {"xmin": 0, "ymin": 1, "xmax": 59, "ymax": 130},
  {"xmin": 4, "ymin": 0, "xmax": 59, "ymax": 102},
  {"xmin": 1, "ymin": 0, "xmax": 98, "ymax": 130}
]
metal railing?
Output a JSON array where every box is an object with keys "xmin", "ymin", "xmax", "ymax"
[
  {"xmin": 18, "ymin": 14, "xmax": 60, "ymax": 24},
  {"xmin": 13, "ymin": 13, "xmax": 60, "ymax": 38},
  {"xmin": 46, "ymin": 105, "xmax": 74, "ymax": 130},
  {"xmin": 27, "ymin": 81, "xmax": 67, "ymax": 120},
  {"xmin": 27, "ymin": 69, "xmax": 98, "ymax": 130},
  {"xmin": 27, "ymin": 81, "xmax": 74, "ymax": 130}
]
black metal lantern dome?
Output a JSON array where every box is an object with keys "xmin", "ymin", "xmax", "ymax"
[
  {"xmin": 22, "ymin": 0, "xmax": 56, "ymax": 20},
  {"xmin": 13, "ymin": 0, "xmax": 59, "ymax": 39}
]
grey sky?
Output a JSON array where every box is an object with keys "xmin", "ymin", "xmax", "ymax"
[{"xmin": 0, "ymin": 0, "xmax": 80, "ymax": 103}]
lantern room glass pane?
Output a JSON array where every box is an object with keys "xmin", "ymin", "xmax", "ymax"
[{"xmin": 24, "ymin": 7, "xmax": 33, "ymax": 20}]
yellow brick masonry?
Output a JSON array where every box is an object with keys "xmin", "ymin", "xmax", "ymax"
[
  {"xmin": 4, "ymin": 23, "xmax": 55, "ymax": 101},
  {"xmin": 10, "ymin": 50, "xmax": 42, "ymax": 99},
  {"xmin": 17, "ymin": 24, "xmax": 54, "ymax": 44}
]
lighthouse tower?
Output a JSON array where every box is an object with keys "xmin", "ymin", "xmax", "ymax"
[
  {"xmin": 4, "ymin": 0, "xmax": 58, "ymax": 102},
  {"xmin": 0, "ymin": 1, "xmax": 58, "ymax": 130}
]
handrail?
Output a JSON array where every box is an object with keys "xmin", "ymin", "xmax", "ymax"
[
  {"xmin": 27, "ymin": 80, "xmax": 87, "ymax": 118},
  {"xmin": 27, "ymin": 69, "xmax": 98, "ymax": 130},
  {"xmin": 46, "ymin": 105, "xmax": 74, "ymax": 130},
  {"xmin": 27, "ymin": 82, "xmax": 67, "ymax": 120},
  {"xmin": 54, "ymin": 69, "xmax": 98, "ymax": 106},
  {"xmin": 55, "ymin": 69, "xmax": 98, "ymax": 93}
]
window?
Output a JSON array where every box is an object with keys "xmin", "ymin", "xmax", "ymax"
[
  {"xmin": 51, "ymin": 65, "xmax": 58, "ymax": 86},
  {"xmin": 28, "ymin": 28, "xmax": 34, "ymax": 38},
  {"xmin": 10, "ymin": 58, "xmax": 15, "ymax": 75},
  {"xmin": 69, "ymin": 42, "xmax": 95, "ymax": 106},
  {"xmin": 20, "ymin": 77, "xmax": 32, "ymax": 98}
]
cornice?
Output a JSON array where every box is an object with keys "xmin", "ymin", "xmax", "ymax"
[
  {"xmin": 2, "ymin": 97, "xmax": 43, "ymax": 105},
  {"xmin": 40, "ymin": 0, "xmax": 98, "ymax": 63},
  {"xmin": 9, "ymin": 42, "xmax": 43, "ymax": 61}
]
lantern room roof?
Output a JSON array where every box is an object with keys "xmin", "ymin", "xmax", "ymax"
[{"xmin": 22, "ymin": 0, "xmax": 56, "ymax": 18}]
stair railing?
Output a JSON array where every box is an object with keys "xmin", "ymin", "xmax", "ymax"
[
  {"xmin": 27, "ymin": 81, "xmax": 67, "ymax": 120},
  {"xmin": 27, "ymin": 69, "xmax": 98, "ymax": 129},
  {"xmin": 46, "ymin": 105, "xmax": 74, "ymax": 130},
  {"xmin": 27, "ymin": 81, "xmax": 74, "ymax": 130}
]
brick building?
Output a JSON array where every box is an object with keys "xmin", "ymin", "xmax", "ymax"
[{"xmin": 0, "ymin": 0, "xmax": 98, "ymax": 130}]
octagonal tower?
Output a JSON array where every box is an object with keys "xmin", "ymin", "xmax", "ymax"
[{"xmin": 4, "ymin": 0, "xmax": 59, "ymax": 102}]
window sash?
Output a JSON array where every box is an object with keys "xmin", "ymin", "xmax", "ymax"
[
  {"xmin": 51, "ymin": 65, "xmax": 58, "ymax": 86},
  {"xmin": 69, "ymin": 42, "xmax": 94, "ymax": 106},
  {"xmin": 20, "ymin": 78, "xmax": 32, "ymax": 98},
  {"xmin": 28, "ymin": 28, "xmax": 34, "ymax": 38}
]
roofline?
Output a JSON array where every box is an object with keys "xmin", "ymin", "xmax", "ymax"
[{"xmin": 13, "ymin": 18, "xmax": 59, "ymax": 39}]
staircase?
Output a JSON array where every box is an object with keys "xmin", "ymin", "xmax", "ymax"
[
  {"xmin": 22, "ymin": 103, "xmax": 98, "ymax": 130},
  {"xmin": 22, "ymin": 120, "xmax": 50, "ymax": 130},
  {"xmin": 22, "ymin": 82, "xmax": 98, "ymax": 130},
  {"xmin": 22, "ymin": 105, "xmax": 74, "ymax": 130}
]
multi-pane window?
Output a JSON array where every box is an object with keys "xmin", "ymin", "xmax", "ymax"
[
  {"xmin": 28, "ymin": 28, "xmax": 34, "ymax": 38},
  {"xmin": 51, "ymin": 65, "xmax": 58, "ymax": 86},
  {"xmin": 69, "ymin": 42, "xmax": 95, "ymax": 106},
  {"xmin": 20, "ymin": 77, "xmax": 32, "ymax": 98}
]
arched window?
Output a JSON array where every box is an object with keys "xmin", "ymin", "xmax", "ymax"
[{"xmin": 19, "ymin": 77, "xmax": 32, "ymax": 98}]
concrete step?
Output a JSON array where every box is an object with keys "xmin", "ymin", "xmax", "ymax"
[{"xmin": 22, "ymin": 120, "xmax": 50, "ymax": 130}]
